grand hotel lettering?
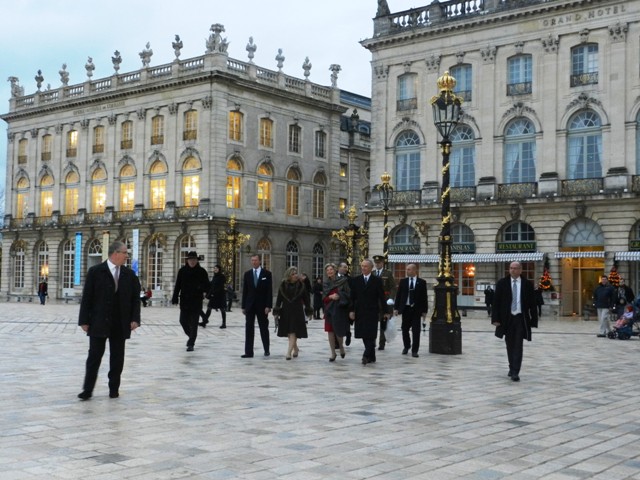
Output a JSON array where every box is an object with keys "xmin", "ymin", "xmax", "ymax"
[{"xmin": 541, "ymin": 4, "xmax": 626, "ymax": 27}]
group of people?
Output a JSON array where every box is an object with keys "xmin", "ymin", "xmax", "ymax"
[{"xmin": 592, "ymin": 275, "xmax": 636, "ymax": 337}]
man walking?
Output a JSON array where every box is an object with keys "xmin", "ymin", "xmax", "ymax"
[
  {"xmin": 394, "ymin": 263, "xmax": 428, "ymax": 358},
  {"xmin": 172, "ymin": 251, "xmax": 210, "ymax": 351},
  {"xmin": 592, "ymin": 275, "xmax": 615, "ymax": 337},
  {"xmin": 241, "ymin": 254, "xmax": 273, "ymax": 358},
  {"xmin": 372, "ymin": 255, "xmax": 396, "ymax": 351},
  {"xmin": 78, "ymin": 241, "xmax": 140, "ymax": 400},
  {"xmin": 491, "ymin": 262, "xmax": 538, "ymax": 382}
]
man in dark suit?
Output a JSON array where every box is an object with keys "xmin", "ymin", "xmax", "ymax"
[
  {"xmin": 241, "ymin": 254, "xmax": 273, "ymax": 358},
  {"xmin": 78, "ymin": 241, "xmax": 141, "ymax": 400},
  {"xmin": 349, "ymin": 258, "xmax": 387, "ymax": 365},
  {"xmin": 393, "ymin": 263, "xmax": 428, "ymax": 358},
  {"xmin": 372, "ymin": 255, "xmax": 397, "ymax": 351},
  {"xmin": 491, "ymin": 261, "xmax": 538, "ymax": 382}
]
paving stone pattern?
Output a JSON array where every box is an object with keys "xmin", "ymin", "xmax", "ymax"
[{"xmin": 1, "ymin": 302, "xmax": 639, "ymax": 479}]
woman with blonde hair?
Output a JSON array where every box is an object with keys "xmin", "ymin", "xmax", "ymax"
[
  {"xmin": 322, "ymin": 263, "xmax": 351, "ymax": 361},
  {"xmin": 273, "ymin": 266, "xmax": 312, "ymax": 360}
]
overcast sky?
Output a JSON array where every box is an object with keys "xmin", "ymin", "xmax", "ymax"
[{"xmin": 0, "ymin": 0, "xmax": 421, "ymax": 194}]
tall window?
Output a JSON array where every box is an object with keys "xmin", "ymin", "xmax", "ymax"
[
  {"xmin": 504, "ymin": 222, "xmax": 535, "ymax": 242},
  {"xmin": 315, "ymin": 130, "xmax": 326, "ymax": 158},
  {"xmin": 147, "ymin": 238, "xmax": 163, "ymax": 289},
  {"xmin": 229, "ymin": 111, "xmax": 243, "ymax": 142},
  {"xmin": 67, "ymin": 130, "xmax": 78, "ymax": 157},
  {"xmin": 62, "ymin": 240, "xmax": 75, "ymax": 289},
  {"xmin": 183, "ymin": 110, "xmax": 198, "ymax": 140},
  {"xmin": 259, "ymin": 118, "xmax": 274, "ymax": 148},
  {"xmin": 226, "ymin": 158, "xmax": 242, "ymax": 209},
  {"xmin": 286, "ymin": 241, "xmax": 299, "ymax": 268},
  {"xmin": 256, "ymin": 238, "xmax": 271, "ymax": 271},
  {"xmin": 91, "ymin": 168, "xmax": 107, "ymax": 213},
  {"xmin": 36, "ymin": 241, "xmax": 49, "ymax": 282},
  {"xmin": 150, "ymin": 160, "xmax": 167, "ymax": 209},
  {"xmin": 312, "ymin": 172, "xmax": 326, "ymax": 219},
  {"xmin": 397, "ymin": 73, "xmax": 417, "ymax": 111},
  {"xmin": 182, "ymin": 156, "xmax": 201, "ymax": 207},
  {"xmin": 151, "ymin": 115, "xmax": 164, "ymax": 145},
  {"xmin": 39, "ymin": 174, "xmax": 54, "ymax": 216},
  {"xmin": 257, "ymin": 163, "xmax": 272, "ymax": 212},
  {"xmin": 450, "ymin": 125, "xmax": 476, "ymax": 187},
  {"xmin": 450, "ymin": 64, "xmax": 472, "ymax": 101},
  {"xmin": 286, "ymin": 167, "xmax": 300, "ymax": 216},
  {"xmin": 288, "ymin": 124, "xmax": 301, "ymax": 153},
  {"xmin": 18, "ymin": 138, "xmax": 28, "ymax": 164},
  {"xmin": 16, "ymin": 177, "xmax": 29, "ymax": 219},
  {"xmin": 395, "ymin": 131, "xmax": 421, "ymax": 190},
  {"xmin": 567, "ymin": 110, "xmax": 602, "ymax": 179},
  {"xmin": 452, "ymin": 224, "xmax": 475, "ymax": 247},
  {"xmin": 507, "ymin": 55, "xmax": 532, "ymax": 96},
  {"xmin": 65, "ymin": 171, "xmax": 79, "ymax": 215},
  {"xmin": 41, "ymin": 135, "xmax": 52, "ymax": 161},
  {"xmin": 93, "ymin": 126, "xmax": 105, "ymax": 153},
  {"xmin": 504, "ymin": 118, "xmax": 536, "ymax": 183},
  {"xmin": 571, "ymin": 44, "xmax": 598, "ymax": 87},
  {"xmin": 12, "ymin": 244, "xmax": 25, "ymax": 289},
  {"xmin": 119, "ymin": 165, "xmax": 136, "ymax": 212},
  {"xmin": 121, "ymin": 121, "xmax": 133, "ymax": 149},
  {"xmin": 312, "ymin": 243, "xmax": 324, "ymax": 280}
]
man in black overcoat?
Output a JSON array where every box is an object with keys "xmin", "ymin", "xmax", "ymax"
[
  {"xmin": 491, "ymin": 261, "xmax": 538, "ymax": 382},
  {"xmin": 394, "ymin": 263, "xmax": 428, "ymax": 358},
  {"xmin": 241, "ymin": 254, "xmax": 273, "ymax": 358},
  {"xmin": 78, "ymin": 241, "xmax": 141, "ymax": 400},
  {"xmin": 349, "ymin": 258, "xmax": 387, "ymax": 365}
]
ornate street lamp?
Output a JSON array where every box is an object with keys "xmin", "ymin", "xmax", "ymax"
[
  {"xmin": 429, "ymin": 71, "xmax": 463, "ymax": 355},
  {"xmin": 376, "ymin": 172, "xmax": 393, "ymax": 268},
  {"xmin": 331, "ymin": 205, "xmax": 368, "ymax": 273},
  {"xmin": 218, "ymin": 215, "xmax": 250, "ymax": 290}
]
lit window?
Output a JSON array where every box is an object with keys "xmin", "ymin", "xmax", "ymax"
[
  {"xmin": 93, "ymin": 126, "xmax": 105, "ymax": 153},
  {"xmin": 65, "ymin": 171, "xmax": 79, "ymax": 215},
  {"xmin": 286, "ymin": 168, "xmax": 300, "ymax": 216},
  {"xmin": 229, "ymin": 111, "xmax": 243, "ymax": 142},
  {"xmin": 257, "ymin": 163, "xmax": 272, "ymax": 212},
  {"xmin": 226, "ymin": 158, "xmax": 242, "ymax": 209},
  {"xmin": 16, "ymin": 177, "xmax": 29, "ymax": 219},
  {"xmin": 313, "ymin": 172, "xmax": 326, "ymax": 219},
  {"xmin": 150, "ymin": 160, "xmax": 167, "ymax": 209},
  {"xmin": 339, "ymin": 163, "xmax": 348, "ymax": 177},
  {"xmin": 41, "ymin": 135, "xmax": 52, "ymax": 161},
  {"xmin": 39, "ymin": 174, "xmax": 54, "ymax": 216},
  {"xmin": 119, "ymin": 164, "xmax": 136, "ymax": 212},
  {"xmin": 183, "ymin": 110, "xmax": 198, "ymax": 140},
  {"xmin": 121, "ymin": 121, "xmax": 133, "ymax": 149},
  {"xmin": 67, "ymin": 130, "xmax": 78, "ymax": 157},
  {"xmin": 182, "ymin": 156, "xmax": 201, "ymax": 207},
  {"xmin": 259, "ymin": 118, "xmax": 273, "ymax": 148},
  {"xmin": 339, "ymin": 198, "xmax": 347, "ymax": 212},
  {"xmin": 91, "ymin": 168, "xmax": 107, "ymax": 213},
  {"xmin": 18, "ymin": 139, "xmax": 28, "ymax": 164},
  {"xmin": 151, "ymin": 115, "xmax": 164, "ymax": 145}
]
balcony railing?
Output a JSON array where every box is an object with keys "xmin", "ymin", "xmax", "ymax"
[
  {"xmin": 183, "ymin": 130, "xmax": 197, "ymax": 141},
  {"xmin": 397, "ymin": 98, "xmax": 418, "ymax": 111},
  {"xmin": 92, "ymin": 144, "xmax": 105, "ymax": 154},
  {"xmin": 41, "ymin": 152, "xmax": 51, "ymax": 161},
  {"xmin": 454, "ymin": 90, "xmax": 472, "ymax": 102},
  {"xmin": 561, "ymin": 178, "xmax": 603, "ymax": 196},
  {"xmin": 66, "ymin": 148, "xmax": 77, "ymax": 158},
  {"xmin": 497, "ymin": 182, "xmax": 536, "ymax": 199},
  {"xmin": 507, "ymin": 82, "xmax": 532, "ymax": 96},
  {"xmin": 18, "ymin": 155, "xmax": 27, "ymax": 164},
  {"xmin": 450, "ymin": 187, "xmax": 476, "ymax": 203},
  {"xmin": 120, "ymin": 139, "xmax": 133, "ymax": 150},
  {"xmin": 570, "ymin": 72, "xmax": 598, "ymax": 87},
  {"xmin": 151, "ymin": 135, "xmax": 164, "ymax": 145}
]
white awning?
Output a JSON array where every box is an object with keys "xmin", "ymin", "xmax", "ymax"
[
  {"xmin": 388, "ymin": 252, "xmax": 544, "ymax": 264},
  {"xmin": 554, "ymin": 251, "xmax": 605, "ymax": 258},
  {"xmin": 614, "ymin": 251, "xmax": 640, "ymax": 261}
]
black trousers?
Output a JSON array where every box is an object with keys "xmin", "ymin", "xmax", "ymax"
[
  {"xmin": 362, "ymin": 337, "xmax": 376, "ymax": 362},
  {"xmin": 179, "ymin": 309, "xmax": 200, "ymax": 347},
  {"xmin": 244, "ymin": 308, "xmax": 270, "ymax": 356},
  {"xmin": 83, "ymin": 334, "xmax": 126, "ymax": 394},
  {"xmin": 401, "ymin": 307, "xmax": 421, "ymax": 353},
  {"xmin": 505, "ymin": 314, "xmax": 525, "ymax": 374}
]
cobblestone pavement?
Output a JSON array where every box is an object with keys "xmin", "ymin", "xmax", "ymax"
[{"xmin": 1, "ymin": 301, "xmax": 639, "ymax": 479}]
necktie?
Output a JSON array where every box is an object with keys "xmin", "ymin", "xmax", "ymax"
[
  {"xmin": 253, "ymin": 269, "xmax": 258, "ymax": 287},
  {"xmin": 364, "ymin": 275, "xmax": 368, "ymax": 285},
  {"xmin": 409, "ymin": 278, "xmax": 415, "ymax": 305},
  {"xmin": 511, "ymin": 280, "xmax": 517, "ymax": 312},
  {"xmin": 114, "ymin": 266, "xmax": 120, "ymax": 292}
]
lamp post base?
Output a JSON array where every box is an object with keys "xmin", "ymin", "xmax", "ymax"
[{"xmin": 429, "ymin": 321, "xmax": 462, "ymax": 355}]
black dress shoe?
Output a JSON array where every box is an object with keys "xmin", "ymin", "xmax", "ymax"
[
  {"xmin": 378, "ymin": 345, "xmax": 385, "ymax": 351},
  {"xmin": 345, "ymin": 335, "xmax": 351, "ymax": 346},
  {"xmin": 264, "ymin": 352, "xmax": 270, "ymax": 357},
  {"xmin": 412, "ymin": 352, "xmax": 419, "ymax": 358},
  {"xmin": 241, "ymin": 354, "xmax": 253, "ymax": 358},
  {"xmin": 186, "ymin": 345, "xmax": 194, "ymax": 351},
  {"xmin": 511, "ymin": 374, "xmax": 520, "ymax": 382},
  {"xmin": 361, "ymin": 356, "xmax": 369, "ymax": 365},
  {"xmin": 109, "ymin": 391, "xmax": 119, "ymax": 399},
  {"xmin": 220, "ymin": 324, "xmax": 226, "ymax": 329},
  {"xmin": 402, "ymin": 348, "xmax": 409, "ymax": 355},
  {"xmin": 508, "ymin": 370, "xmax": 513, "ymax": 377},
  {"xmin": 77, "ymin": 391, "xmax": 92, "ymax": 400}
]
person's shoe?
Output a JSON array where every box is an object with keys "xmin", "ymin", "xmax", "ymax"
[
  {"xmin": 77, "ymin": 391, "xmax": 92, "ymax": 400},
  {"xmin": 361, "ymin": 356, "xmax": 369, "ymax": 365},
  {"xmin": 345, "ymin": 334, "xmax": 351, "ymax": 346},
  {"xmin": 412, "ymin": 352, "xmax": 419, "ymax": 358},
  {"xmin": 220, "ymin": 324, "xmax": 226, "ymax": 329},
  {"xmin": 199, "ymin": 322, "xmax": 207, "ymax": 328},
  {"xmin": 378, "ymin": 345, "xmax": 385, "ymax": 351},
  {"xmin": 264, "ymin": 352, "xmax": 270, "ymax": 357},
  {"xmin": 596, "ymin": 333, "xmax": 606, "ymax": 337},
  {"xmin": 511, "ymin": 374, "xmax": 520, "ymax": 382},
  {"xmin": 402, "ymin": 348, "xmax": 409, "ymax": 355},
  {"xmin": 241, "ymin": 354, "xmax": 253, "ymax": 358},
  {"xmin": 109, "ymin": 391, "xmax": 119, "ymax": 399},
  {"xmin": 329, "ymin": 354, "xmax": 337, "ymax": 362},
  {"xmin": 508, "ymin": 370, "xmax": 513, "ymax": 378},
  {"xmin": 286, "ymin": 355, "xmax": 292, "ymax": 360},
  {"xmin": 293, "ymin": 346, "xmax": 299, "ymax": 358},
  {"xmin": 186, "ymin": 345, "xmax": 194, "ymax": 352}
]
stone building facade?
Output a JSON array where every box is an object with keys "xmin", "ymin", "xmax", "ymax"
[
  {"xmin": 363, "ymin": 0, "xmax": 640, "ymax": 315},
  {"xmin": 1, "ymin": 24, "xmax": 371, "ymax": 302}
]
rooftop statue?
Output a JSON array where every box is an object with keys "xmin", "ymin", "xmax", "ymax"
[
  {"xmin": 172, "ymin": 35, "xmax": 183, "ymax": 59},
  {"xmin": 8, "ymin": 76, "xmax": 24, "ymax": 97},
  {"xmin": 206, "ymin": 24, "xmax": 229, "ymax": 54},
  {"xmin": 139, "ymin": 42, "xmax": 153, "ymax": 67}
]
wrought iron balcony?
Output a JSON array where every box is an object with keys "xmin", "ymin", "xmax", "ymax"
[
  {"xmin": 497, "ymin": 182, "xmax": 536, "ymax": 199},
  {"xmin": 570, "ymin": 72, "xmax": 598, "ymax": 87},
  {"xmin": 561, "ymin": 178, "xmax": 604, "ymax": 196},
  {"xmin": 507, "ymin": 82, "xmax": 532, "ymax": 96},
  {"xmin": 396, "ymin": 98, "xmax": 418, "ymax": 111}
]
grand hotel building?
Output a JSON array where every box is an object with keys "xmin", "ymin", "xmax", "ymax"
[
  {"xmin": 1, "ymin": 25, "xmax": 371, "ymax": 302},
  {"xmin": 363, "ymin": 0, "xmax": 640, "ymax": 315}
]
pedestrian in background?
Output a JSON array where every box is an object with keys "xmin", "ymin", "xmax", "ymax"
[
  {"xmin": 200, "ymin": 264, "xmax": 228, "ymax": 329},
  {"xmin": 38, "ymin": 278, "xmax": 48, "ymax": 305},
  {"xmin": 171, "ymin": 251, "xmax": 209, "ymax": 351},
  {"xmin": 484, "ymin": 285, "xmax": 494, "ymax": 317},
  {"xmin": 312, "ymin": 276, "xmax": 323, "ymax": 319},
  {"xmin": 273, "ymin": 267, "xmax": 312, "ymax": 360},
  {"xmin": 593, "ymin": 275, "xmax": 615, "ymax": 337},
  {"xmin": 371, "ymin": 255, "xmax": 397, "ymax": 351},
  {"xmin": 322, "ymin": 263, "xmax": 351, "ymax": 362}
]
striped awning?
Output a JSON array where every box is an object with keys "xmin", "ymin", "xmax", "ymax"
[
  {"xmin": 554, "ymin": 251, "xmax": 605, "ymax": 259},
  {"xmin": 614, "ymin": 251, "xmax": 640, "ymax": 261},
  {"xmin": 388, "ymin": 252, "xmax": 544, "ymax": 264}
]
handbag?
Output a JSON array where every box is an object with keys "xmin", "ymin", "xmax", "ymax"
[{"xmin": 384, "ymin": 316, "xmax": 397, "ymax": 342}]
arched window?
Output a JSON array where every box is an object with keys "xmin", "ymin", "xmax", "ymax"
[
  {"xmin": 312, "ymin": 171, "xmax": 326, "ymax": 219},
  {"xmin": 150, "ymin": 160, "xmax": 167, "ymax": 209},
  {"xmin": 87, "ymin": 238, "xmax": 103, "ymax": 271},
  {"xmin": 286, "ymin": 167, "xmax": 301, "ymax": 216},
  {"xmin": 257, "ymin": 163, "xmax": 272, "ymax": 212},
  {"xmin": 179, "ymin": 235, "xmax": 197, "ymax": 266},
  {"xmin": 567, "ymin": 110, "xmax": 602, "ymax": 179},
  {"xmin": 312, "ymin": 243, "xmax": 324, "ymax": 280},
  {"xmin": 226, "ymin": 158, "xmax": 242, "ymax": 209},
  {"xmin": 395, "ymin": 131, "xmax": 421, "ymax": 190},
  {"xmin": 504, "ymin": 118, "xmax": 536, "ymax": 183},
  {"xmin": 65, "ymin": 171, "xmax": 80, "ymax": 215},
  {"xmin": 182, "ymin": 156, "xmax": 201, "ymax": 207},
  {"xmin": 229, "ymin": 111, "xmax": 243, "ymax": 142},
  {"xmin": 39, "ymin": 173, "xmax": 54, "ymax": 216},
  {"xmin": 256, "ymin": 238, "xmax": 271, "ymax": 271},
  {"xmin": 119, "ymin": 164, "xmax": 136, "ymax": 212},
  {"xmin": 16, "ymin": 176, "xmax": 29, "ymax": 219},
  {"xmin": 452, "ymin": 224, "xmax": 475, "ymax": 246},
  {"xmin": 503, "ymin": 222, "xmax": 535, "ymax": 242},
  {"xmin": 36, "ymin": 241, "xmax": 49, "ymax": 283},
  {"xmin": 91, "ymin": 167, "xmax": 107, "ymax": 213},
  {"xmin": 286, "ymin": 240, "xmax": 299, "ymax": 268},
  {"xmin": 450, "ymin": 125, "xmax": 475, "ymax": 187},
  {"xmin": 62, "ymin": 239, "xmax": 75, "ymax": 289}
]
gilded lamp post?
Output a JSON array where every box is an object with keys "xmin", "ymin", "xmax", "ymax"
[
  {"xmin": 429, "ymin": 71, "xmax": 463, "ymax": 355},
  {"xmin": 376, "ymin": 172, "xmax": 393, "ymax": 268},
  {"xmin": 218, "ymin": 215, "xmax": 250, "ymax": 290},
  {"xmin": 331, "ymin": 205, "xmax": 368, "ymax": 273}
]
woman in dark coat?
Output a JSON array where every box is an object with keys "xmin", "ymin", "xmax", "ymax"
[
  {"xmin": 200, "ymin": 265, "xmax": 228, "ymax": 328},
  {"xmin": 322, "ymin": 263, "xmax": 351, "ymax": 362},
  {"xmin": 313, "ymin": 276, "xmax": 324, "ymax": 319},
  {"xmin": 273, "ymin": 267, "xmax": 312, "ymax": 360}
]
